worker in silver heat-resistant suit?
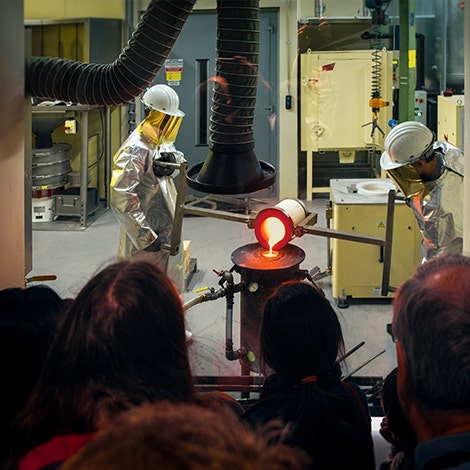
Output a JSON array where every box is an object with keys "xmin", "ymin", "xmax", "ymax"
[
  {"xmin": 110, "ymin": 84, "xmax": 185, "ymax": 272},
  {"xmin": 380, "ymin": 121, "xmax": 464, "ymax": 262}
]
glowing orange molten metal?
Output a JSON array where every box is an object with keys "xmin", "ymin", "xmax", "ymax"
[{"xmin": 259, "ymin": 217, "xmax": 285, "ymax": 256}]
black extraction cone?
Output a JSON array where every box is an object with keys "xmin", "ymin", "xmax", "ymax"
[{"xmin": 186, "ymin": 0, "xmax": 276, "ymax": 194}]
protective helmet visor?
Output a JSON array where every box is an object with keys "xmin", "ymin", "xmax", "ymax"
[
  {"xmin": 385, "ymin": 164, "xmax": 424, "ymax": 198},
  {"xmin": 138, "ymin": 110, "xmax": 183, "ymax": 145}
]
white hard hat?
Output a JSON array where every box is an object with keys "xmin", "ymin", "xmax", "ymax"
[
  {"xmin": 380, "ymin": 121, "xmax": 435, "ymax": 170},
  {"xmin": 141, "ymin": 84, "xmax": 184, "ymax": 117}
]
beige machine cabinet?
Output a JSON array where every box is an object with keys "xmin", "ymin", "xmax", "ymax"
[
  {"xmin": 437, "ymin": 94, "xmax": 465, "ymax": 150},
  {"xmin": 300, "ymin": 50, "xmax": 393, "ymax": 198},
  {"xmin": 301, "ymin": 50, "xmax": 392, "ymax": 151},
  {"xmin": 330, "ymin": 178, "xmax": 421, "ymax": 305}
]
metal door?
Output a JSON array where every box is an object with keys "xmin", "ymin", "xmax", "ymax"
[{"xmin": 147, "ymin": 8, "xmax": 279, "ymax": 196}]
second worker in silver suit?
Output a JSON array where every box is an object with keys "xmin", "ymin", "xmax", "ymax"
[{"xmin": 380, "ymin": 121, "xmax": 464, "ymax": 262}]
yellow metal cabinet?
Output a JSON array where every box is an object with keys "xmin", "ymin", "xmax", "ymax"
[
  {"xmin": 297, "ymin": 0, "xmax": 365, "ymax": 20},
  {"xmin": 330, "ymin": 178, "xmax": 421, "ymax": 304},
  {"xmin": 25, "ymin": 18, "xmax": 122, "ymax": 63}
]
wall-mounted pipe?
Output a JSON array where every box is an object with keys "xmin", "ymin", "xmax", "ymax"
[{"xmin": 26, "ymin": 0, "xmax": 197, "ymax": 105}]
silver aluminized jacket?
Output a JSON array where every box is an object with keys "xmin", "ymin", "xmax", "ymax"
[
  {"xmin": 387, "ymin": 141, "xmax": 464, "ymax": 261},
  {"xmin": 110, "ymin": 110, "xmax": 185, "ymax": 269}
]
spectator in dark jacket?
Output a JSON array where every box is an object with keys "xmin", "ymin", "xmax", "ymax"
[
  {"xmin": 242, "ymin": 281, "xmax": 375, "ymax": 470},
  {"xmin": 378, "ymin": 367, "xmax": 417, "ymax": 470}
]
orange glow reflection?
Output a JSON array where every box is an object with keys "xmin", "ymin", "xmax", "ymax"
[{"xmin": 262, "ymin": 249, "xmax": 279, "ymax": 259}]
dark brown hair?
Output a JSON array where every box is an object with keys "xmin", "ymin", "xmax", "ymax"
[
  {"xmin": 259, "ymin": 281, "xmax": 370, "ymax": 467},
  {"xmin": 10, "ymin": 255, "xmax": 194, "ymax": 458}
]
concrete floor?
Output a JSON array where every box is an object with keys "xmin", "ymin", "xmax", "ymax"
[{"xmin": 30, "ymin": 194, "xmax": 397, "ymax": 385}]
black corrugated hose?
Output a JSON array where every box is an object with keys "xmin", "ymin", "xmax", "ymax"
[
  {"xmin": 187, "ymin": 0, "xmax": 276, "ymax": 194},
  {"xmin": 210, "ymin": 0, "xmax": 260, "ymax": 151},
  {"xmin": 26, "ymin": 0, "xmax": 197, "ymax": 105}
]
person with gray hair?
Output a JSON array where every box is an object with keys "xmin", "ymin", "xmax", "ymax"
[{"xmin": 390, "ymin": 253, "xmax": 470, "ymax": 470}]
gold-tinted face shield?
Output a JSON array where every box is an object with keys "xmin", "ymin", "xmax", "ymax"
[
  {"xmin": 138, "ymin": 110, "xmax": 183, "ymax": 145},
  {"xmin": 386, "ymin": 164, "xmax": 424, "ymax": 198}
]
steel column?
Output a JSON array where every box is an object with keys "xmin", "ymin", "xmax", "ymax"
[{"xmin": 398, "ymin": 0, "xmax": 416, "ymax": 122}]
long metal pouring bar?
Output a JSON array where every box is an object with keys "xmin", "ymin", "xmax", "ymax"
[{"xmin": 167, "ymin": 163, "xmax": 396, "ymax": 296}]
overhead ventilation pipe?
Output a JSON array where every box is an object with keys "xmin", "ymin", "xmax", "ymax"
[
  {"xmin": 25, "ymin": 0, "xmax": 197, "ymax": 105},
  {"xmin": 186, "ymin": 0, "xmax": 276, "ymax": 195}
]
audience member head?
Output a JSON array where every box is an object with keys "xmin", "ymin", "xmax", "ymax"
[
  {"xmin": 380, "ymin": 367, "xmax": 417, "ymax": 453},
  {"xmin": 391, "ymin": 253, "xmax": 470, "ymax": 442},
  {"xmin": 261, "ymin": 280, "xmax": 345, "ymax": 380},
  {"xmin": 60, "ymin": 401, "xmax": 312, "ymax": 470},
  {"xmin": 0, "ymin": 284, "xmax": 65, "ymax": 371},
  {"xmin": 257, "ymin": 281, "xmax": 375, "ymax": 468},
  {"xmin": 11, "ymin": 255, "xmax": 194, "ymax": 458},
  {"xmin": 194, "ymin": 390, "xmax": 245, "ymax": 418},
  {"xmin": 0, "ymin": 284, "xmax": 65, "ymax": 461}
]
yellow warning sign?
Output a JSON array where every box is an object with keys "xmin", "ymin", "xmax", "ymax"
[
  {"xmin": 165, "ymin": 58, "xmax": 183, "ymax": 86},
  {"xmin": 166, "ymin": 70, "xmax": 182, "ymax": 82},
  {"xmin": 408, "ymin": 49, "xmax": 416, "ymax": 69},
  {"xmin": 377, "ymin": 221, "xmax": 386, "ymax": 229}
]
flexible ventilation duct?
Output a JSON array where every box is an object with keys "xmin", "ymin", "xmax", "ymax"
[
  {"xmin": 26, "ymin": 0, "xmax": 197, "ymax": 105},
  {"xmin": 186, "ymin": 0, "xmax": 276, "ymax": 194}
]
